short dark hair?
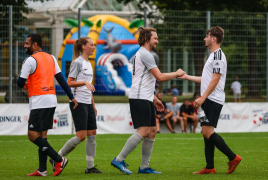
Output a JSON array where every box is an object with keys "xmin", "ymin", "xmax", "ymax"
[
  {"xmin": 184, "ymin": 99, "xmax": 190, "ymax": 102},
  {"xmin": 137, "ymin": 27, "xmax": 157, "ymax": 46},
  {"xmin": 27, "ymin": 34, "xmax": 42, "ymax": 48},
  {"xmin": 206, "ymin": 26, "xmax": 224, "ymax": 44}
]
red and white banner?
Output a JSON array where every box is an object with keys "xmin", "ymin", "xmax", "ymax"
[
  {"xmin": 0, "ymin": 103, "xmax": 267, "ymax": 135},
  {"xmin": 0, "ymin": 104, "xmax": 72, "ymax": 135}
]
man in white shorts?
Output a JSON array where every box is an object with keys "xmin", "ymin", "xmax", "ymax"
[{"xmin": 231, "ymin": 76, "xmax": 242, "ymax": 102}]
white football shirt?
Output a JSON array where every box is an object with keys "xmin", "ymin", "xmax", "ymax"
[
  {"xmin": 201, "ymin": 48, "xmax": 227, "ymax": 105},
  {"xmin": 129, "ymin": 47, "xmax": 157, "ymax": 102},
  {"xmin": 231, "ymin": 81, "xmax": 242, "ymax": 93},
  {"xmin": 68, "ymin": 56, "xmax": 93, "ymax": 104},
  {"xmin": 20, "ymin": 53, "xmax": 61, "ymax": 110}
]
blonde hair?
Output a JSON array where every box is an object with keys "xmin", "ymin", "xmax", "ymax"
[
  {"xmin": 71, "ymin": 37, "xmax": 92, "ymax": 63},
  {"xmin": 137, "ymin": 27, "xmax": 157, "ymax": 46}
]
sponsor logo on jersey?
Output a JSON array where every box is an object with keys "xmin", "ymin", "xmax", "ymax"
[
  {"xmin": 213, "ymin": 68, "xmax": 220, "ymax": 73},
  {"xmin": 0, "ymin": 116, "xmax": 22, "ymax": 123}
]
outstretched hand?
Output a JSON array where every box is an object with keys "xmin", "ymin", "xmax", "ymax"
[{"xmin": 177, "ymin": 73, "xmax": 188, "ymax": 80}]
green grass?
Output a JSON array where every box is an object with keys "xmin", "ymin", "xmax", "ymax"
[{"xmin": 0, "ymin": 132, "xmax": 267, "ymax": 179}]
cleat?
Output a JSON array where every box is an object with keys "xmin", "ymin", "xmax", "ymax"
[
  {"xmin": 27, "ymin": 169, "xmax": 47, "ymax": 176},
  {"xmin": 85, "ymin": 165, "xmax": 104, "ymax": 173},
  {"xmin": 227, "ymin": 155, "xmax": 242, "ymax": 174},
  {"xmin": 138, "ymin": 167, "xmax": 162, "ymax": 174},
  {"xmin": 53, "ymin": 157, "xmax": 68, "ymax": 176},
  {"xmin": 111, "ymin": 157, "xmax": 132, "ymax": 174},
  {"xmin": 49, "ymin": 158, "xmax": 55, "ymax": 172},
  {"xmin": 193, "ymin": 168, "xmax": 216, "ymax": 174}
]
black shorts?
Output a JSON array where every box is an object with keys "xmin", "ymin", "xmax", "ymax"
[
  {"xmin": 201, "ymin": 98, "xmax": 223, "ymax": 128},
  {"xmin": 28, "ymin": 107, "xmax": 56, "ymax": 131},
  {"xmin": 129, "ymin": 99, "xmax": 156, "ymax": 129},
  {"xmin": 70, "ymin": 102, "xmax": 97, "ymax": 131},
  {"xmin": 187, "ymin": 118, "xmax": 194, "ymax": 122}
]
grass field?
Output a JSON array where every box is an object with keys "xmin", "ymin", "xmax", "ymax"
[{"xmin": 0, "ymin": 132, "xmax": 267, "ymax": 180}]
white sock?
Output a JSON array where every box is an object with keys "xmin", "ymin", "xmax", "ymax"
[
  {"xmin": 140, "ymin": 138, "xmax": 155, "ymax": 170},
  {"xmin": 86, "ymin": 135, "xmax": 96, "ymax": 169},
  {"xmin": 59, "ymin": 136, "xmax": 81, "ymax": 156},
  {"xmin": 116, "ymin": 132, "xmax": 143, "ymax": 162}
]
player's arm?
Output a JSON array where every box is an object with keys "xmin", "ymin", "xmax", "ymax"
[
  {"xmin": 17, "ymin": 57, "xmax": 33, "ymax": 89},
  {"xmin": 67, "ymin": 60, "xmax": 95, "ymax": 92},
  {"xmin": 153, "ymin": 95, "xmax": 164, "ymax": 112},
  {"xmin": 67, "ymin": 77, "xmax": 95, "ymax": 92},
  {"xmin": 177, "ymin": 73, "xmax": 202, "ymax": 83},
  {"xmin": 52, "ymin": 56, "xmax": 78, "ymax": 109},
  {"xmin": 150, "ymin": 67, "xmax": 185, "ymax": 82},
  {"xmin": 193, "ymin": 73, "xmax": 221, "ymax": 109}
]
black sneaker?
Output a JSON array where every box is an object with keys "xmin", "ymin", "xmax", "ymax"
[{"xmin": 85, "ymin": 166, "xmax": 104, "ymax": 173}]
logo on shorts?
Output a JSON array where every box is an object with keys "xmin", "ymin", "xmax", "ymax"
[
  {"xmin": 29, "ymin": 124, "xmax": 34, "ymax": 128},
  {"xmin": 42, "ymin": 147, "xmax": 48, "ymax": 151}
]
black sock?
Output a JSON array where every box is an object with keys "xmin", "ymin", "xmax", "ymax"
[
  {"xmin": 204, "ymin": 137, "xmax": 215, "ymax": 169},
  {"xmin": 209, "ymin": 133, "xmax": 236, "ymax": 161},
  {"xmin": 38, "ymin": 138, "xmax": 48, "ymax": 172},
  {"xmin": 33, "ymin": 136, "xmax": 62, "ymax": 162}
]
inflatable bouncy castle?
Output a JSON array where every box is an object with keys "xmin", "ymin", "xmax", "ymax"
[{"xmin": 58, "ymin": 15, "xmax": 144, "ymax": 96}]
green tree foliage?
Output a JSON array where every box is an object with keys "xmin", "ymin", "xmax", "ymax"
[{"xmin": 118, "ymin": 0, "xmax": 268, "ymax": 97}]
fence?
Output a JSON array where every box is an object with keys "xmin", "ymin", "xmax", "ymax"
[{"xmin": 0, "ymin": 5, "xmax": 267, "ymax": 103}]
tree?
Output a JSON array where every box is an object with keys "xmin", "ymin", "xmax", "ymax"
[{"xmin": 118, "ymin": 0, "xmax": 268, "ymax": 97}]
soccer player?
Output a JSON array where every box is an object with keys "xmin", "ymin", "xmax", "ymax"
[
  {"xmin": 17, "ymin": 34, "xmax": 78, "ymax": 176},
  {"xmin": 49, "ymin": 37, "xmax": 103, "ymax": 173},
  {"xmin": 178, "ymin": 26, "xmax": 241, "ymax": 174},
  {"xmin": 111, "ymin": 27, "xmax": 185, "ymax": 174}
]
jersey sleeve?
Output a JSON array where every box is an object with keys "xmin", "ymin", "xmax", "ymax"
[
  {"xmin": 19, "ymin": 57, "xmax": 36, "ymax": 79},
  {"xmin": 140, "ymin": 51, "xmax": 157, "ymax": 70},
  {"xmin": 212, "ymin": 60, "xmax": 225, "ymax": 74},
  {"xmin": 68, "ymin": 60, "xmax": 81, "ymax": 78},
  {"xmin": 51, "ymin": 55, "xmax": 61, "ymax": 74}
]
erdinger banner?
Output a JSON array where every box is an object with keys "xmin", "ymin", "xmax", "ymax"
[
  {"xmin": 0, "ymin": 103, "xmax": 268, "ymax": 135},
  {"xmin": 216, "ymin": 103, "xmax": 268, "ymax": 132},
  {"xmin": 0, "ymin": 104, "xmax": 72, "ymax": 135},
  {"xmin": 95, "ymin": 103, "xmax": 136, "ymax": 134}
]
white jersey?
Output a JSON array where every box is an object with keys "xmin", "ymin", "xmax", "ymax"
[
  {"xmin": 20, "ymin": 54, "xmax": 61, "ymax": 110},
  {"xmin": 231, "ymin": 81, "xmax": 242, "ymax": 93},
  {"xmin": 129, "ymin": 47, "xmax": 157, "ymax": 102},
  {"xmin": 68, "ymin": 56, "xmax": 93, "ymax": 104},
  {"xmin": 201, "ymin": 48, "xmax": 227, "ymax": 105}
]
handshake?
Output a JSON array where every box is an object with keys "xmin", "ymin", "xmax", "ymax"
[{"xmin": 176, "ymin": 69, "xmax": 187, "ymax": 79}]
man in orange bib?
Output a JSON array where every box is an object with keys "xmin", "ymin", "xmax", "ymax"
[{"xmin": 17, "ymin": 34, "xmax": 78, "ymax": 177}]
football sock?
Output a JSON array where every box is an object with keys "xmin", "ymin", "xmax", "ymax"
[
  {"xmin": 86, "ymin": 135, "xmax": 96, "ymax": 169},
  {"xmin": 116, "ymin": 132, "xmax": 143, "ymax": 162},
  {"xmin": 209, "ymin": 132, "xmax": 236, "ymax": 161},
  {"xmin": 38, "ymin": 138, "xmax": 47, "ymax": 172},
  {"xmin": 58, "ymin": 136, "xmax": 81, "ymax": 156},
  {"xmin": 204, "ymin": 137, "xmax": 215, "ymax": 169},
  {"xmin": 140, "ymin": 138, "xmax": 155, "ymax": 170},
  {"xmin": 33, "ymin": 136, "xmax": 62, "ymax": 162}
]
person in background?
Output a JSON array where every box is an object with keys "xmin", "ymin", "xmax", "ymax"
[
  {"xmin": 180, "ymin": 99, "xmax": 198, "ymax": 133},
  {"xmin": 231, "ymin": 76, "xmax": 242, "ymax": 103},
  {"xmin": 155, "ymin": 92, "xmax": 174, "ymax": 133},
  {"xmin": 167, "ymin": 96, "xmax": 184, "ymax": 133}
]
